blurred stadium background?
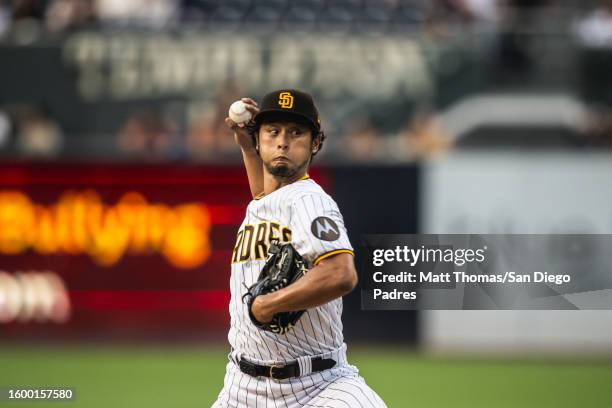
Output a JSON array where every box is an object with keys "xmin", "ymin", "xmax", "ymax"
[{"xmin": 1, "ymin": 0, "xmax": 612, "ymax": 406}]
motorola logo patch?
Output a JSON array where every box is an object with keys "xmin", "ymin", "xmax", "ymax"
[{"xmin": 311, "ymin": 217, "xmax": 340, "ymax": 241}]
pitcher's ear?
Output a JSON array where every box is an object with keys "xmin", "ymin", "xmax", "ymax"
[{"xmin": 312, "ymin": 132, "xmax": 323, "ymax": 154}]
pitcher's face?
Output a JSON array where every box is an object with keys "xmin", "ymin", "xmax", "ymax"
[{"xmin": 258, "ymin": 121, "xmax": 314, "ymax": 178}]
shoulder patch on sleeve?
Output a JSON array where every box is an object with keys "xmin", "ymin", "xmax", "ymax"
[{"xmin": 310, "ymin": 216, "xmax": 340, "ymax": 241}]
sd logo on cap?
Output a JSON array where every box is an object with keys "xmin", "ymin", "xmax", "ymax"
[{"xmin": 278, "ymin": 92, "xmax": 294, "ymax": 109}]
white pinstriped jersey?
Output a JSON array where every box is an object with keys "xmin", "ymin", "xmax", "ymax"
[{"xmin": 228, "ymin": 176, "xmax": 354, "ymax": 362}]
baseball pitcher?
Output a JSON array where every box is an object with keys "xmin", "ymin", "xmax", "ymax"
[{"xmin": 212, "ymin": 89, "xmax": 387, "ymax": 408}]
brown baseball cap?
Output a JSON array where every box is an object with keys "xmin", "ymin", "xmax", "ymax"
[{"xmin": 253, "ymin": 89, "xmax": 321, "ymax": 132}]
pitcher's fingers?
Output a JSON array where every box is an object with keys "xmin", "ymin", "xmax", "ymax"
[
  {"xmin": 241, "ymin": 97, "xmax": 258, "ymax": 106},
  {"xmin": 225, "ymin": 117, "xmax": 236, "ymax": 129},
  {"xmin": 241, "ymin": 99, "xmax": 259, "ymax": 114},
  {"xmin": 244, "ymin": 105, "xmax": 259, "ymax": 115},
  {"xmin": 226, "ymin": 117, "xmax": 245, "ymax": 129}
]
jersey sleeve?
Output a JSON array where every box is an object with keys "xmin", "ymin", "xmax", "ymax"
[{"xmin": 289, "ymin": 193, "xmax": 354, "ymax": 266}]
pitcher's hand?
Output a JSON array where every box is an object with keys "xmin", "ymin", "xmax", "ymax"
[{"xmin": 225, "ymin": 97, "xmax": 259, "ymax": 151}]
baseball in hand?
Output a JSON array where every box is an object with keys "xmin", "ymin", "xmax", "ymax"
[{"xmin": 229, "ymin": 100, "xmax": 253, "ymax": 124}]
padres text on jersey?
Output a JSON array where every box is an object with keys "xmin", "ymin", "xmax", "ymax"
[{"xmin": 228, "ymin": 176, "xmax": 354, "ymax": 361}]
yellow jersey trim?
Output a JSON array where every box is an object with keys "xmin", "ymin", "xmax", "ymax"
[{"xmin": 314, "ymin": 249, "xmax": 355, "ymax": 266}]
